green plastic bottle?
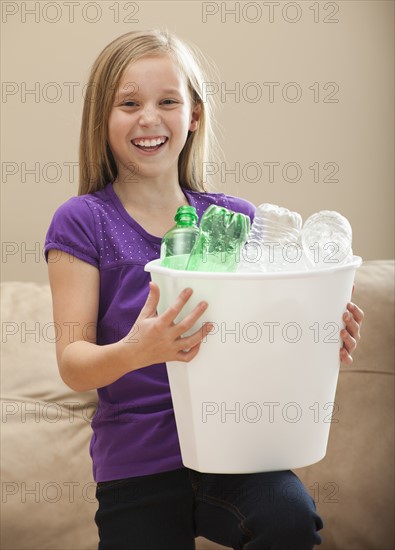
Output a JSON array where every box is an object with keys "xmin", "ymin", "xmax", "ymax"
[
  {"xmin": 186, "ymin": 205, "xmax": 250, "ymax": 272},
  {"xmin": 160, "ymin": 206, "xmax": 200, "ymax": 270}
]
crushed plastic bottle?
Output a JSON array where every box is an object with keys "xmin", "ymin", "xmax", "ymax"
[
  {"xmin": 301, "ymin": 210, "xmax": 353, "ymax": 268},
  {"xmin": 238, "ymin": 203, "xmax": 304, "ymax": 272},
  {"xmin": 186, "ymin": 205, "xmax": 250, "ymax": 272},
  {"xmin": 160, "ymin": 205, "xmax": 200, "ymax": 270}
]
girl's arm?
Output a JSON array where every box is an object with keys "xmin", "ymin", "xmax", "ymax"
[{"xmin": 48, "ymin": 250, "xmax": 212, "ymax": 392}]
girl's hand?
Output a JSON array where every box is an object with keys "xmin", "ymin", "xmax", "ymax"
[
  {"xmin": 340, "ymin": 288, "xmax": 365, "ymax": 364},
  {"xmin": 123, "ymin": 282, "xmax": 213, "ymax": 367}
]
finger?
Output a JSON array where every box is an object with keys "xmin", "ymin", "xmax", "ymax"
[
  {"xmin": 343, "ymin": 311, "xmax": 361, "ymax": 342},
  {"xmin": 172, "ymin": 302, "xmax": 209, "ymax": 337},
  {"xmin": 177, "ymin": 323, "xmax": 216, "ymax": 361},
  {"xmin": 347, "ymin": 302, "xmax": 365, "ymax": 325},
  {"xmin": 340, "ymin": 346, "xmax": 353, "ymax": 365},
  {"xmin": 176, "ymin": 322, "xmax": 214, "ymax": 351},
  {"xmin": 160, "ymin": 287, "xmax": 194, "ymax": 325},
  {"xmin": 138, "ymin": 282, "xmax": 160, "ymax": 320},
  {"xmin": 175, "ymin": 341, "xmax": 202, "ymax": 362},
  {"xmin": 340, "ymin": 328, "xmax": 357, "ymax": 355}
]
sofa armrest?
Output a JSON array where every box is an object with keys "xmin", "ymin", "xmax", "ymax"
[{"xmin": 295, "ymin": 260, "xmax": 395, "ymax": 549}]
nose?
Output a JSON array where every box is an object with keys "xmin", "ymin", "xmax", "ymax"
[{"xmin": 138, "ymin": 103, "xmax": 161, "ymax": 127}]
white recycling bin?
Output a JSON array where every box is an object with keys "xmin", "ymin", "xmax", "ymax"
[{"xmin": 145, "ymin": 256, "xmax": 362, "ymax": 473}]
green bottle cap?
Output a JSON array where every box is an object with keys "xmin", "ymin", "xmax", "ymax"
[{"xmin": 174, "ymin": 205, "xmax": 198, "ymax": 226}]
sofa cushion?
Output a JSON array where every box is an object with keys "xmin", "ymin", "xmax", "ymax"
[
  {"xmin": 1, "ymin": 282, "xmax": 99, "ymax": 550},
  {"xmin": 295, "ymin": 260, "xmax": 395, "ymax": 549},
  {"xmin": 349, "ymin": 260, "xmax": 394, "ymax": 374}
]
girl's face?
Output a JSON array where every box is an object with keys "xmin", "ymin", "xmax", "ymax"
[{"xmin": 108, "ymin": 54, "xmax": 200, "ymax": 186}]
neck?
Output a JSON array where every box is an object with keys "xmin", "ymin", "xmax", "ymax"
[{"xmin": 113, "ymin": 174, "xmax": 188, "ymax": 211}]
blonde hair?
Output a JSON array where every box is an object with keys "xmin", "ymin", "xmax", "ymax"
[{"xmin": 78, "ymin": 29, "xmax": 221, "ymax": 195}]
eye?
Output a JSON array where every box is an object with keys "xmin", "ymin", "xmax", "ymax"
[
  {"xmin": 161, "ymin": 99, "xmax": 178, "ymax": 105},
  {"xmin": 123, "ymin": 100, "xmax": 138, "ymax": 107}
]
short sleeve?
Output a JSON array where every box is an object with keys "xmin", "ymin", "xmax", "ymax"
[
  {"xmin": 44, "ymin": 197, "xmax": 99, "ymax": 268},
  {"xmin": 224, "ymin": 194, "xmax": 256, "ymax": 225}
]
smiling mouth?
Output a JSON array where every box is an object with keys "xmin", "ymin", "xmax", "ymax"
[{"xmin": 131, "ymin": 137, "xmax": 168, "ymax": 152}]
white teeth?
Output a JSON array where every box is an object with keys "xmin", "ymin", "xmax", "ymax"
[{"xmin": 133, "ymin": 137, "xmax": 166, "ymax": 147}]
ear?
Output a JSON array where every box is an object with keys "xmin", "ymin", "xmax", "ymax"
[{"xmin": 189, "ymin": 102, "xmax": 202, "ymax": 132}]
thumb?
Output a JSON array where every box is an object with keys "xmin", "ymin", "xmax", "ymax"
[{"xmin": 138, "ymin": 281, "xmax": 160, "ymax": 320}]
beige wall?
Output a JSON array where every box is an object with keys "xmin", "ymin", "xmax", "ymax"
[{"xmin": 1, "ymin": 0, "xmax": 394, "ymax": 283}]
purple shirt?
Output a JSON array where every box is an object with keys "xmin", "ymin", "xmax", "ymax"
[{"xmin": 44, "ymin": 183, "xmax": 255, "ymax": 481}]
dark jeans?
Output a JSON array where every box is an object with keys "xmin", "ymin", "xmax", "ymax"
[{"xmin": 95, "ymin": 468, "xmax": 323, "ymax": 550}]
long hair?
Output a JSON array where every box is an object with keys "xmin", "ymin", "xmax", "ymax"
[{"xmin": 78, "ymin": 29, "xmax": 221, "ymax": 195}]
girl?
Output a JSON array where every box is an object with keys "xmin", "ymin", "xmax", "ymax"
[{"xmin": 45, "ymin": 29, "xmax": 363, "ymax": 550}]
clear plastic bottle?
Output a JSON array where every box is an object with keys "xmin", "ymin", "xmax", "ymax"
[
  {"xmin": 238, "ymin": 203, "xmax": 304, "ymax": 273},
  {"xmin": 186, "ymin": 205, "xmax": 250, "ymax": 272},
  {"xmin": 301, "ymin": 210, "xmax": 353, "ymax": 268},
  {"xmin": 160, "ymin": 206, "xmax": 200, "ymax": 270}
]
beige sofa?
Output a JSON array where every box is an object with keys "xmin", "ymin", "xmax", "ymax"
[{"xmin": 1, "ymin": 260, "xmax": 394, "ymax": 550}]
